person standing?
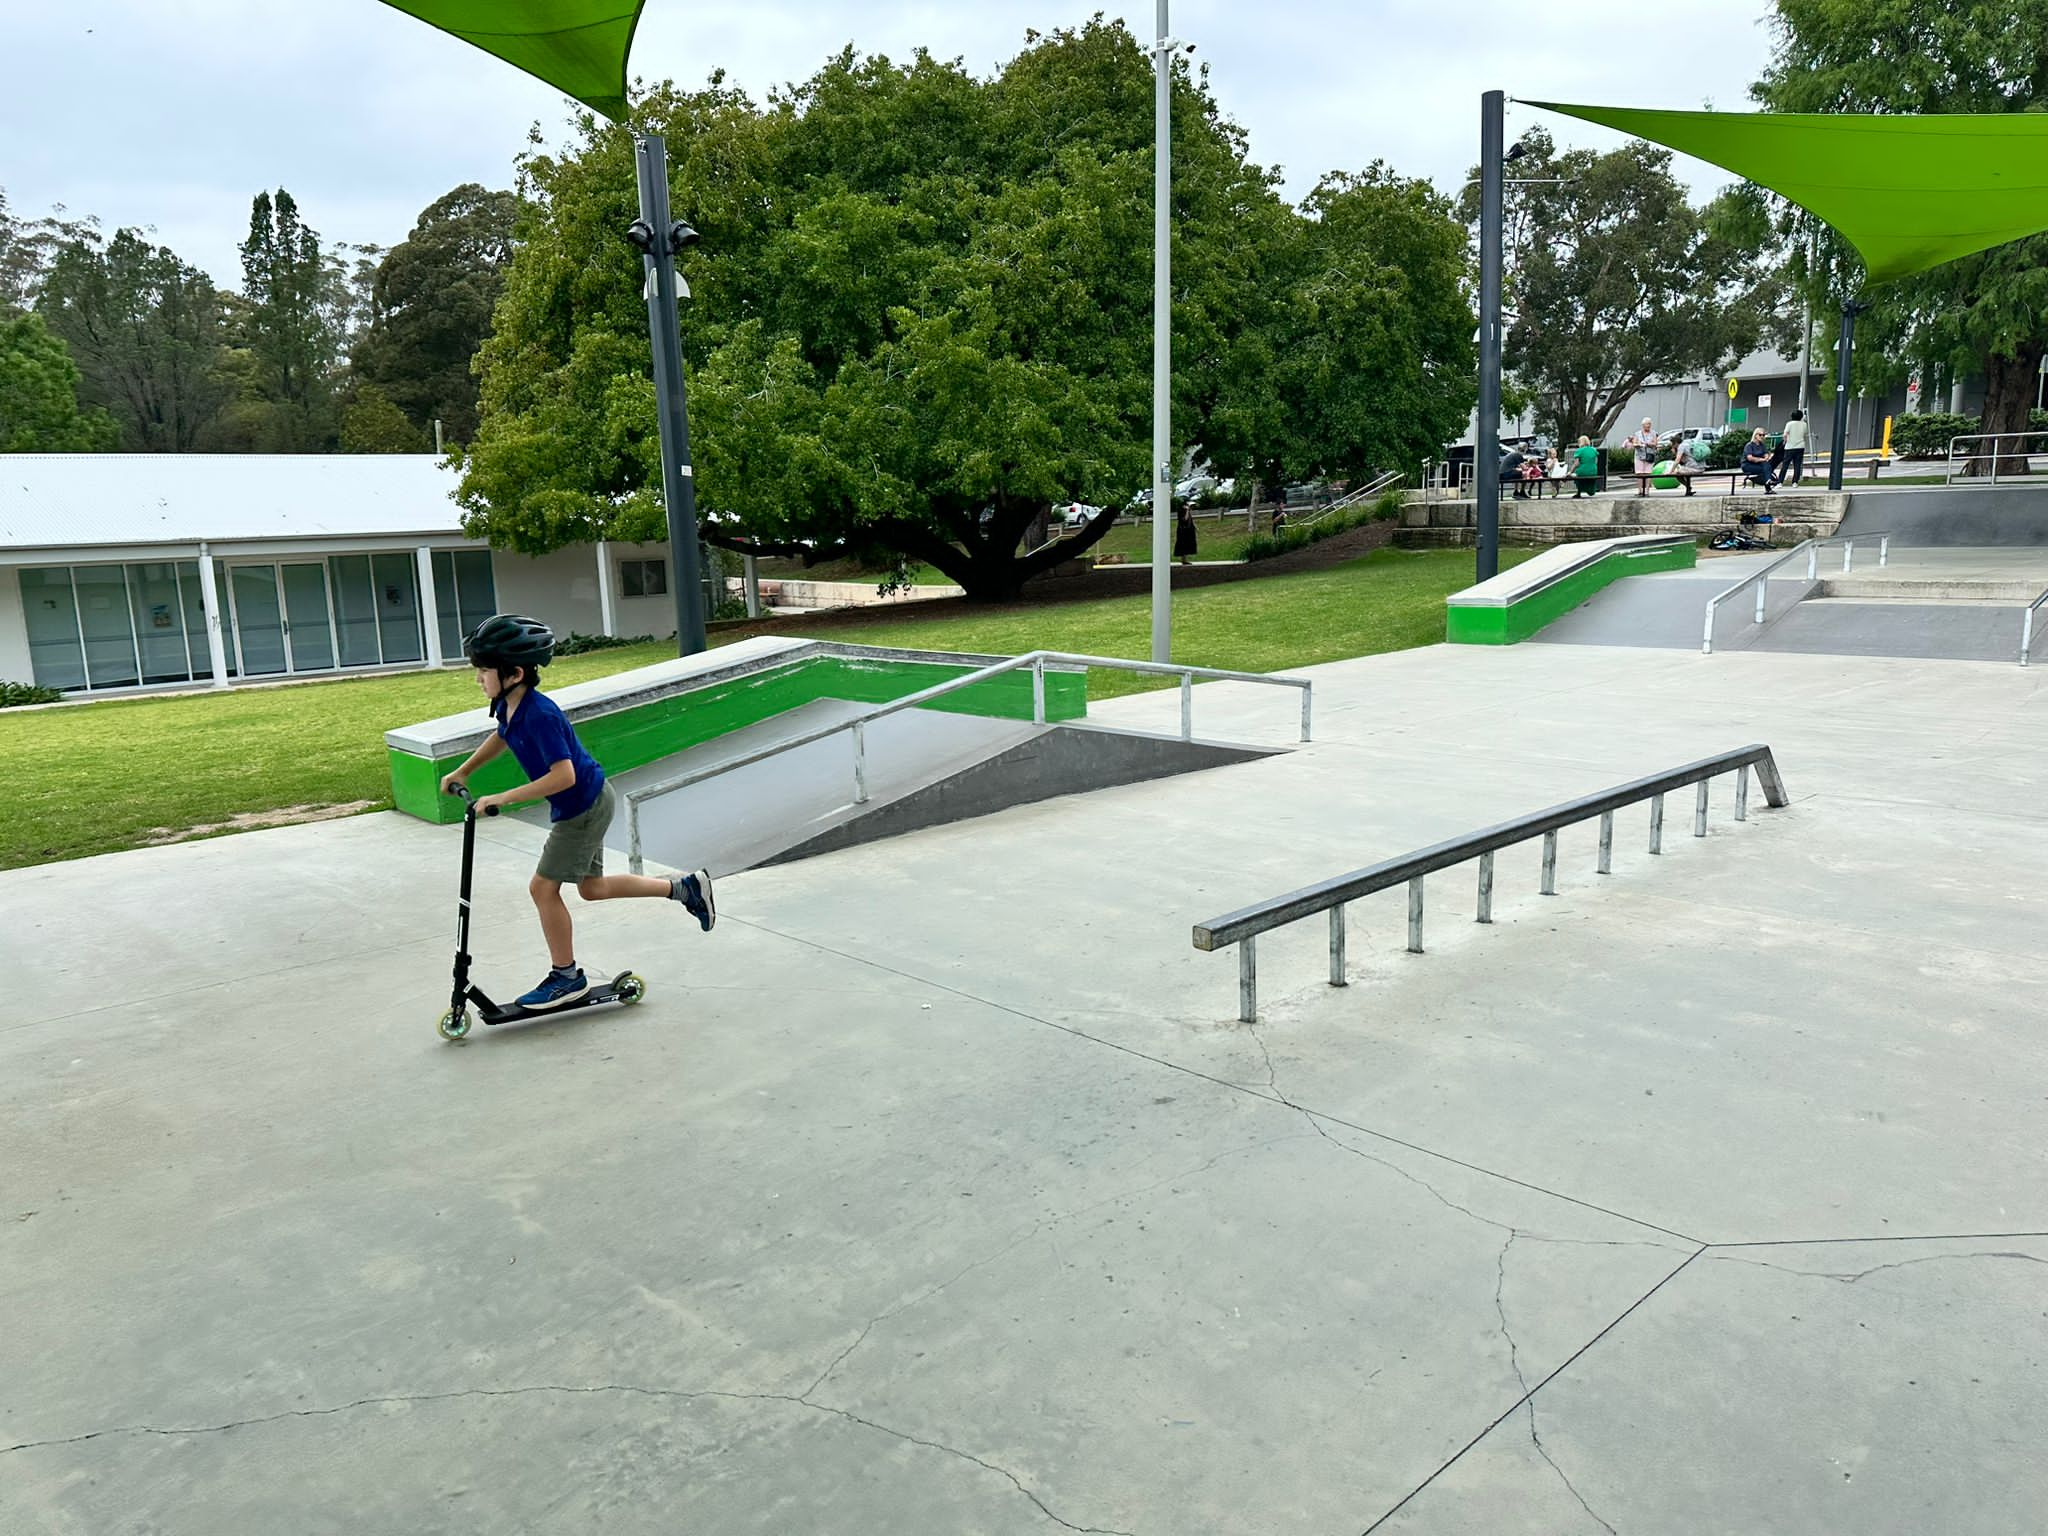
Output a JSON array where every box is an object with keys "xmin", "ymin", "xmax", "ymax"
[
  {"xmin": 1174, "ymin": 502, "xmax": 1198, "ymax": 565},
  {"xmin": 1775, "ymin": 410, "xmax": 1809, "ymax": 485},
  {"xmin": 1625, "ymin": 418, "xmax": 1658, "ymax": 497},
  {"xmin": 1571, "ymin": 436, "xmax": 1601, "ymax": 498}
]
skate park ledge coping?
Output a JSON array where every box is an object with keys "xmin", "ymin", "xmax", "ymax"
[{"xmin": 1445, "ymin": 533, "xmax": 1696, "ymax": 645}]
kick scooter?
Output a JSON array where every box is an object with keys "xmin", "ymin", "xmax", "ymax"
[{"xmin": 438, "ymin": 782, "xmax": 645, "ymax": 1041}]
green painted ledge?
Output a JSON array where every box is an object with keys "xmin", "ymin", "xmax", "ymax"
[
  {"xmin": 387, "ymin": 652, "xmax": 1088, "ymax": 824},
  {"xmin": 1446, "ymin": 536, "xmax": 1696, "ymax": 645}
]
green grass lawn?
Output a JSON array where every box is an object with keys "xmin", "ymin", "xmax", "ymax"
[{"xmin": 3, "ymin": 548, "xmax": 1519, "ymax": 869}]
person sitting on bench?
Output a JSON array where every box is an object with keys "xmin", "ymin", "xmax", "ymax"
[{"xmin": 1740, "ymin": 428, "xmax": 1776, "ymax": 494}]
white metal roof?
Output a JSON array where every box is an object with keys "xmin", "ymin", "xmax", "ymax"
[{"xmin": 0, "ymin": 454, "xmax": 467, "ymax": 551}]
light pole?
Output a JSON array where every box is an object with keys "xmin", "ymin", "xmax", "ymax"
[
  {"xmin": 629, "ymin": 131, "xmax": 710, "ymax": 657},
  {"xmin": 1474, "ymin": 90, "xmax": 1506, "ymax": 583},
  {"xmin": 1149, "ymin": 4, "xmax": 1185, "ymax": 663}
]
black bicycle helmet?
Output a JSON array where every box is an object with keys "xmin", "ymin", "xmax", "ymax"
[{"xmin": 464, "ymin": 614, "xmax": 555, "ymax": 673}]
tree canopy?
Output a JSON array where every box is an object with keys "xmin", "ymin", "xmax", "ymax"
[
  {"xmin": 0, "ymin": 311, "xmax": 119, "ymax": 452},
  {"xmin": 38, "ymin": 228, "xmax": 229, "ymax": 451},
  {"xmin": 459, "ymin": 22, "xmax": 1474, "ymax": 598},
  {"xmin": 1460, "ymin": 128, "xmax": 1778, "ymax": 446},
  {"xmin": 351, "ymin": 183, "xmax": 518, "ymax": 446},
  {"xmin": 1754, "ymin": 0, "xmax": 2048, "ymax": 469}
]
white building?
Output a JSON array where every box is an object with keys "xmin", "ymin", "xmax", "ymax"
[{"xmin": 0, "ymin": 455, "xmax": 703, "ymax": 696}]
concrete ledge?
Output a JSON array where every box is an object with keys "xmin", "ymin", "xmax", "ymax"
[{"xmin": 1446, "ymin": 534, "xmax": 1697, "ymax": 645}]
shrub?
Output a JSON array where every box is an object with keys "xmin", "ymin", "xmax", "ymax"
[
  {"xmin": 1889, "ymin": 411, "xmax": 1976, "ymax": 459},
  {"xmin": 553, "ymin": 631, "xmax": 655, "ymax": 656},
  {"xmin": 1243, "ymin": 496, "xmax": 1392, "ymax": 562},
  {"xmin": 1705, "ymin": 432, "xmax": 1747, "ymax": 470},
  {"xmin": 1, "ymin": 680, "xmax": 64, "ymax": 708}
]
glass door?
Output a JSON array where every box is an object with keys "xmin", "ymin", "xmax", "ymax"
[
  {"xmin": 280, "ymin": 561, "xmax": 336, "ymax": 672},
  {"xmin": 230, "ymin": 565, "xmax": 287, "ymax": 676}
]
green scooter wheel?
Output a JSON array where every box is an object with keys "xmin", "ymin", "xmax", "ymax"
[
  {"xmin": 438, "ymin": 1008, "xmax": 472, "ymax": 1041},
  {"xmin": 614, "ymin": 973, "xmax": 646, "ymax": 1005}
]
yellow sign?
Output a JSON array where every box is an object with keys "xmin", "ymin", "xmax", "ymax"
[{"xmin": 1727, "ymin": 377, "xmax": 1739, "ymax": 400}]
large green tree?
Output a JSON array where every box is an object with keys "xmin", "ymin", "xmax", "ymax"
[
  {"xmin": 1755, "ymin": 0, "xmax": 2048, "ymax": 473},
  {"xmin": 0, "ymin": 311, "xmax": 119, "ymax": 451},
  {"xmin": 37, "ymin": 228, "xmax": 229, "ymax": 451},
  {"xmin": 1459, "ymin": 128, "xmax": 1778, "ymax": 445},
  {"xmin": 232, "ymin": 188, "xmax": 342, "ymax": 449},
  {"xmin": 1209, "ymin": 166, "xmax": 1474, "ymax": 496},
  {"xmin": 351, "ymin": 184, "xmax": 518, "ymax": 446},
  {"xmin": 459, "ymin": 22, "xmax": 1303, "ymax": 600}
]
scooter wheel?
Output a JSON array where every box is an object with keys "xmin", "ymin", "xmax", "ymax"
[
  {"xmin": 614, "ymin": 972, "xmax": 646, "ymax": 1005},
  {"xmin": 438, "ymin": 1008, "xmax": 472, "ymax": 1041}
]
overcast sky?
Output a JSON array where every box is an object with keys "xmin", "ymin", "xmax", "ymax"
[{"xmin": 5, "ymin": 0, "xmax": 1779, "ymax": 286}]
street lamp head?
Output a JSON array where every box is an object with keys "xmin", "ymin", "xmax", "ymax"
[
  {"xmin": 625, "ymin": 219, "xmax": 657, "ymax": 254},
  {"xmin": 1505, "ymin": 141, "xmax": 1530, "ymax": 163},
  {"xmin": 669, "ymin": 221, "xmax": 700, "ymax": 253}
]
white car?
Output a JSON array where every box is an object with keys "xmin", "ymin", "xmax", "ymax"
[{"xmin": 1055, "ymin": 502, "xmax": 1104, "ymax": 529}]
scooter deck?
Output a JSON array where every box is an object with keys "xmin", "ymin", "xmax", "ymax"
[{"xmin": 476, "ymin": 980, "xmax": 635, "ymax": 1028}]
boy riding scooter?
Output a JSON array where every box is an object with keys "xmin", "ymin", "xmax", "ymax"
[{"xmin": 439, "ymin": 615, "xmax": 714, "ymax": 1011}]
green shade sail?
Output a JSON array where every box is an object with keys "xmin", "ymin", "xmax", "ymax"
[
  {"xmin": 379, "ymin": 0, "xmax": 645, "ymax": 121},
  {"xmin": 1531, "ymin": 102, "xmax": 2048, "ymax": 283}
]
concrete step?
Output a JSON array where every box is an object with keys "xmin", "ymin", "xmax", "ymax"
[{"xmin": 1818, "ymin": 576, "xmax": 2046, "ymax": 602}]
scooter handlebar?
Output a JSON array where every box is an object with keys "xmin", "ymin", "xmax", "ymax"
[{"xmin": 445, "ymin": 782, "xmax": 500, "ymax": 816}]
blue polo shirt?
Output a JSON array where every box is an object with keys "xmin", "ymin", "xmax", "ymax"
[{"xmin": 492, "ymin": 688, "xmax": 606, "ymax": 822}]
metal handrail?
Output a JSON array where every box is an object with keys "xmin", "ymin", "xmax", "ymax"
[
  {"xmin": 1701, "ymin": 532, "xmax": 1890, "ymax": 654},
  {"xmin": 622, "ymin": 650, "xmax": 1314, "ymax": 873},
  {"xmin": 1192, "ymin": 745, "xmax": 1790, "ymax": 1023},
  {"xmin": 1285, "ymin": 468, "xmax": 1403, "ymax": 529},
  {"xmin": 2022, "ymin": 584, "xmax": 2048, "ymax": 666},
  {"xmin": 1944, "ymin": 430, "xmax": 2048, "ymax": 486}
]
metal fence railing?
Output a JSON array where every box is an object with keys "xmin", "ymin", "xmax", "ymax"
[
  {"xmin": 1192, "ymin": 745, "xmax": 1790, "ymax": 1023},
  {"xmin": 1944, "ymin": 430, "xmax": 2048, "ymax": 485}
]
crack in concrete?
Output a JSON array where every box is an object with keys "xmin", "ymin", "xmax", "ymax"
[
  {"xmin": 0, "ymin": 1381, "xmax": 1134, "ymax": 1535},
  {"xmin": 1248, "ymin": 1025, "xmax": 1681, "ymax": 1259},
  {"xmin": 1706, "ymin": 1249, "xmax": 2048, "ymax": 1285},
  {"xmin": 1492, "ymin": 1235, "xmax": 1618, "ymax": 1536}
]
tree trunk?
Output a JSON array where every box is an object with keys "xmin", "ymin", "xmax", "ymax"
[{"xmin": 1968, "ymin": 341, "xmax": 2044, "ymax": 477}]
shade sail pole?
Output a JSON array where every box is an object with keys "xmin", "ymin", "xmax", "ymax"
[{"xmin": 1474, "ymin": 90, "xmax": 1506, "ymax": 583}]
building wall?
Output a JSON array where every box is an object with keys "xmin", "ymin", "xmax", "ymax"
[
  {"xmin": 0, "ymin": 572, "xmax": 30, "ymax": 682},
  {"xmin": 611, "ymin": 539, "xmax": 680, "ymax": 639},
  {"xmin": 489, "ymin": 547, "xmax": 604, "ymax": 639}
]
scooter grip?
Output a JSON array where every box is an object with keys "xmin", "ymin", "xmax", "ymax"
[{"xmin": 483, "ymin": 804, "xmax": 500, "ymax": 817}]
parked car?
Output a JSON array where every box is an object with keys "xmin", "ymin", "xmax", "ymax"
[
  {"xmin": 1174, "ymin": 474, "xmax": 1216, "ymax": 501},
  {"xmin": 1054, "ymin": 501, "xmax": 1104, "ymax": 529}
]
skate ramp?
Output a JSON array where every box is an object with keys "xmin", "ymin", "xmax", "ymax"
[{"xmin": 513, "ymin": 700, "xmax": 1278, "ymax": 876}]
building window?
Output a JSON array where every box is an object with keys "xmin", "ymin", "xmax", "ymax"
[
  {"xmin": 17, "ymin": 560, "xmax": 220, "ymax": 694},
  {"xmin": 327, "ymin": 553, "xmax": 425, "ymax": 668},
  {"xmin": 432, "ymin": 548, "xmax": 499, "ymax": 656},
  {"xmin": 620, "ymin": 558, "xmax": 667, "ymax": 598}
]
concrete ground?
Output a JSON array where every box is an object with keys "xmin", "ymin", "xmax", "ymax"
[{"xmin": 3, "ymin": 638, "xmax": 2045, "ymax": 1534}]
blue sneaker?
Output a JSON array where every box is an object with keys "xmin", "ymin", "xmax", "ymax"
[
  {"xmin": 672, "ymin": 869, "xmax": 716, "ymax": 933},
  {"xmin": 517, "ymin": 968, "xmax": 589, "ymax": 1010}
]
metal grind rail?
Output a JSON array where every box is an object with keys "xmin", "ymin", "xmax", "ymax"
[
  {"xmin": 623, "ymin": 650, "xmax": 1314, "ymax": 873},
  {"xmin": 1192, "ymin": 745, "xmax": 1790, "ymax": 1023},
  {"xmin": 1701, "ymin": 532, "xmax": 1890, "ymax": 654},
  {"xmin": 2023, "ymin": 584, "xmax": 2048, "ymax": 666}
]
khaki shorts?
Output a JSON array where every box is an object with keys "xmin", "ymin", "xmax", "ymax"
[{"xmin": 536, "ymin": 779, "xmax": 618, "ymax": 884}]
